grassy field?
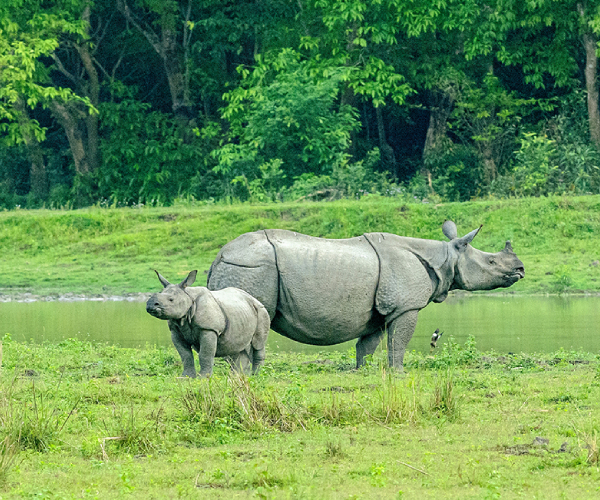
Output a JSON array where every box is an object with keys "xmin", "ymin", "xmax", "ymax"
[
  {"xmin": 0, "ymin": 337, "xmax": 597, "ymax": 498},
  {"xmin": 1, "ymin": 197, "xmax": 600, "ymax": 498},
  {"xmin": 1, "ymin": 195, "xmax": 600, "ymax": 296}
]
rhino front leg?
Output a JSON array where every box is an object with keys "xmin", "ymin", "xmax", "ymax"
[
  {"xmin": 171, "ymin": 330, "xmax": 196, "ymax": 378},
  {"xmin": 197, "ymin": 330, "xmax": 218, "ymax": 377},
  {"xmin": 355, "ymin": 330, "xmax": 385, "ymax": 369},
  {"xmin": 387, "ymin": 310, "xmax": 419, "ymax": 371}
]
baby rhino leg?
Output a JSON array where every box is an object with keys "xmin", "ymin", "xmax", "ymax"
[{"xmin": 198, "ymin": 330, "xmax": 218, "ymax": 377}]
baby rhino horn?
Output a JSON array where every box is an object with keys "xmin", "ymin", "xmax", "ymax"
[{"xmin": 504, "ymin": 241, "xmax": 513, "ymax": 253}]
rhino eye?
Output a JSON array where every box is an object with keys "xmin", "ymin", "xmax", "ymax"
[
  {"xmin": 169, "ymin": 297, "xmax": 174, "ymax": 302},
  {"xmin": 489, "ymin": 258, "xmax": 496, "ymax": 265}
]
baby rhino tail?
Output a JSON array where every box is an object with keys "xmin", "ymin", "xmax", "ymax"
[
  {"xmin": 251, "ymin": 302, "xmax": 270, "ymax": 351},
  {"xmin": 250, "ymin": 302, "xmax": 270, "ymax": 374}
]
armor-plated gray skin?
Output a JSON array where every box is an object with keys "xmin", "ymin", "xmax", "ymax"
[
  {"xmin": 207, "ymin": 221, "xmax": 525, "ymax": 371},
  {"xmin": 146, "ymin": 270, "xmax": 270, "ymax": 377}
]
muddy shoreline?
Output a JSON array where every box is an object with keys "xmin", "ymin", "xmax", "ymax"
[{"xmin": 0, "ymin": 292, "xmax": 151, "ymax": 303}]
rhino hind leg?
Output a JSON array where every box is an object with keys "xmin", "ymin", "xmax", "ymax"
[
  {"xmin": 355, "ymin": 330, "xmax": 385, "ymax": 369},
  {"xmin": 227, "ymin": 348, "xmax": 252, "ymax": 374}
]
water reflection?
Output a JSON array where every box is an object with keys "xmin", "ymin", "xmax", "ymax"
[{"xmin": 1, "ymin": 295, "xmax": 599, "ymax": 354}]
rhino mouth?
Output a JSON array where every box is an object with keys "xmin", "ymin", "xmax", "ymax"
[
  {"xmin": 508, "ymin": 268, "xmax": 525, "ymax": 281},
  {"xmin": 146, "ymin": 306, "xmax": 164, "ymax": 318}
]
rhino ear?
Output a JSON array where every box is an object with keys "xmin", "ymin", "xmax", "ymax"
[
  {"xmin": 155, "ymin": 270, "xmax": 170, "ymax": 288},
  {"xmin": 179, "ymin": 270, "xmax": 197, "ymax": 289},
  {"xmin": 453, "ymin": 225, "xmax": 482, "ymax": 252},
  {"xmin": 503, "ymin": 240, "xmax": 514, "ymax": 253},
  {"xmin": 442, "ymin": 220, "xmax": 458, "ymax": 240}
]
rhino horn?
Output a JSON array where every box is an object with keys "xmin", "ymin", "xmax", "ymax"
[
  {"xmin": 453, "ymin": 225, "xmax": 482, "ymax": 251},
  {"xmin": 155, "ymin": 270, "xmax": 171, "ymax": 288},
  {"xmin": 442, "ymin": 220, "xmax": 458, "ymax": 240},
  {"xmin": 178, "ymin": 270, "xmax": 198, "ymax": 289},
  {"xmin": 503, "ymin": 240, "xmax": 514, "ymax": 253}
]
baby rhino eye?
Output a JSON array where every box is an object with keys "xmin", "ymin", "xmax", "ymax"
[{"xmin": 169, "ymin": 297, "xmax": 174, "ymax": 302}]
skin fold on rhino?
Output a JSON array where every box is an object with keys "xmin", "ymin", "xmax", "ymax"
[
  {"xmin": 207, "ymin": 221, "xmax": 525, "ymax": 370},
  {"xmin": 146, "ymin": 270, "xmax": 270, "ymax": 377}
]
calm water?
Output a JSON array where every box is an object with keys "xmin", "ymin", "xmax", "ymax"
[{"xmin": 1, "ymin": 295, "xmax": 599, "ymax": 354}]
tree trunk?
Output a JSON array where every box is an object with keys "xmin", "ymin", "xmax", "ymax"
[
  {"xmin": 13, "ymin": 97, "xmax": 48, "ymax": 199},
  {"xmin": 119, "ymin": 0, "xmax": 194, "ymax": 123},
  {"xmin": 422, "ymin": 90, "xmax": 454, "ymax": 189},
  {"xmin": 481, "ymin": 141, "xmax": 497, "ymax": 183},
  {"xmin": 163, "ymin": 27, "xmax": 193, "ymax": 121},
  {"xmin": 579, "ymin": 2, "xmax": 600, "ymax": 148},
  {"xmin": 423, "ymin": 91, "xmax": 454, "ymax": 160},
  {"xmin": 77, "ymin": 5, "xmax": 101, "ymax": 172},
  {"xmin": 49, "ymin": 101, "xmax": 92, "ymax": 176},
  {"xmin": 375, "ymin": 105, "xmax": 397, "ymax": 178}
]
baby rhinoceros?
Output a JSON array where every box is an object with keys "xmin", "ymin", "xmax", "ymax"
[{"xmin": 146, "ymin": 270, "xmax": 270, "ymax": 377}]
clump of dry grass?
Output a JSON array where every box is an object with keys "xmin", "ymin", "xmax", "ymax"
[
  {"xmin": 584, "ymin": 430, "xmax": 599, "ymax": 465},
  {"xmin": 430, "ymin": 370, "xmax": 459, "ymax": 420}
]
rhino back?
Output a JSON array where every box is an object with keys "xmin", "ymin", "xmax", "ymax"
[
  {"xmin": 208, "ymin": 231, "xmax": 278, "ymax": 317},
  {"xmin": 267, "ymin": 230, "xmax": 381, "ymax": 345}
]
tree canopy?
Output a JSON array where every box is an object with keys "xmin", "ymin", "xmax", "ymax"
[{"xmin": 2, "ymin": 0, "xmax": 600, "ymax": 208}]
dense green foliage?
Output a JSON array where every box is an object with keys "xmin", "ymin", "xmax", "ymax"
[
  {"xmin": 0, "ymin": 337, "xmax": 598, "ymax": 497},
  {"xmin": 1, "ymin": 195, "xmax": 600, "ymax": 296},
  {"xmin": 3, "ymin": 0, "xmax": 600, "ymax": 208}
]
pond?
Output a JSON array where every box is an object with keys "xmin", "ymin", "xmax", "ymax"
[{"xmin": 1, "ymin": 295, "xmax": 599, "ymax": 354}]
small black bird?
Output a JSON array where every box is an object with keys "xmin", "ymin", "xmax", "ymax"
[{"xmin": 430, "ymin": 329, "xmax": 444, "ymax": 348}]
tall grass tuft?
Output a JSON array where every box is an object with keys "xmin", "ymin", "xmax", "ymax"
[
  {"xmin": 101, "ymin": 404, "xmax": 166, "ymax": 457},
  {"xmin": 180, "ymin": 374, "xmax": 308, "ymax": 432},
  {"xmin": 0, "ymin": 436, "xmax": 20, "ymax": 485},
  {"xmin": 378, "ymin": 369, "xmax": 422, "ymax": 425},
  {"xmin": 0, "ymin": 379, "xmax": 79, "ymax": 452},
  {"xmin": 430, "ymin": 370, "xmax": 459, "ymax": 420},
  {"xmin": 229, "ymin": 374, "xmax": 307, "ymax": 432},
  {"xmin": 584, "ymin": 430, "xmax": 599, "ymax": 465},
  {"xmin": 180, "ymin": 376, "xmax": 229, "ymax": 423}
]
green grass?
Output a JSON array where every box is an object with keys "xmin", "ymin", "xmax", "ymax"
[
  {"xmin": 2, "ymin": 195, "xmax": 600, "ymax": 296},
  {"xmin": 0, "ymin": 337, "xmax": 599, "ymax": 498}
]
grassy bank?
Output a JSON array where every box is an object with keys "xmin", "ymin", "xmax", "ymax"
[
  {"xmin": 0, "ymin": 338, "xmax": 598, "ymax": 498},
  {"xmin": 1, "ymin": 195, "xmax": 600, "ymax": 296}
]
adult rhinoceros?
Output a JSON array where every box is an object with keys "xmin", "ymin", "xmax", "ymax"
[{"xmin": 207, "ymin": 221, "xmax": 524, "ymax": 370}]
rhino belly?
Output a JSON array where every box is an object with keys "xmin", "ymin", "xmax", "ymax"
[{"xmin": 268, "ymin": 231, "xmax": 381, "ymax": 345}]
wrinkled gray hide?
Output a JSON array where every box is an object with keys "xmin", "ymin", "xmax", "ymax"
[
  {"xmin": 146, "ymin": 270, "xmax": 270, "ymax": 377},
  {"xmin": 207, "ymin": 221, "xmax": 525, "ymax": 371}
]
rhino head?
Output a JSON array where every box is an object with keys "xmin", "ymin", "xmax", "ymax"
[
  {"xmin": 146, "ymin": 270, "xmax": 198, "ymax": 321},
  {"xmin": 443, "ymin": 220, "xmax": 525, "ymax": 292}
]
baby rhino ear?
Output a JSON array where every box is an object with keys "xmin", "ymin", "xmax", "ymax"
[
  {"xmin": 178, "ymin": 270, "xmax": 197, "ymax": 289},
  {"xmin": 155, "ymin": 270, "xmax": 170, "ymax": 288}
]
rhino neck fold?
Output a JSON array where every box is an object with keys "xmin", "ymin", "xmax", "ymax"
[
  {"xmin": 412, "ymin": 253, "xmax": 452, "ymax": 303},
  {"xmin": 181, "ymin": 288, "xmax": 197, "ymax": 327}
]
